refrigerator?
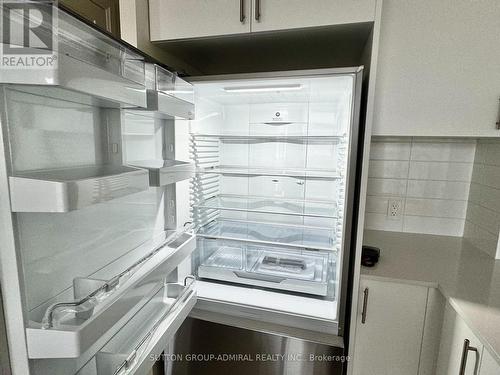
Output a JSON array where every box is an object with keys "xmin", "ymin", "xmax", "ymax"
[{"xmin": 0, "ymin": 6, "xmax": 363, "ymax": 375}]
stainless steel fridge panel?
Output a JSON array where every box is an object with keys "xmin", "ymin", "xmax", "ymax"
[{"xmin": 168, "ymin": 318, "xmax": 344, "ymax": 375}]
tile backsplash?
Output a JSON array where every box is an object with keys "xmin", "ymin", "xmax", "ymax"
[
  {"xmin": 365, "ymin": 138, "xmax": 476, "ymax": 237},
  {"xmin": 464, "ymin": 139, "xmax": 500, "ymax": 258}
]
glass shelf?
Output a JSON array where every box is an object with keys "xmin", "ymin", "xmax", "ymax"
[
  {"xmin": 191, "ymin": 134, "xmax": 342, "ymax": 142},
  {"xmin": 192, "ymin": 195, "xmax": 338, "ymax": 219},
  {"xmin": 195, "ymin": 166, "xmax": 341, "ymax": 180},
  {"xmin": 197, "ymin": 219, "xmax": 336, "ymax": 251}
]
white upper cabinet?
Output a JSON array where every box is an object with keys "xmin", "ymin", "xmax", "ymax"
[
  {"xmin": 373, "ymin": 0, "xmax": 500, "ymax": 137},
  {"xmin": 149, "ymin": 0, "xmax": 376, "ymax": 41},
  {"xmin": 149, "ymin": 0, "xmax": 252, "ymax": 41},
  {"xmin": 251, "ymin": 0, "xmax": 376, "ymax": 33}
]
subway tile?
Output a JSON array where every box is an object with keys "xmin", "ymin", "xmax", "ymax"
[
  {"xmin": 473, "ymin": 164, "xmax": 500, "ymax": 189},
  {"xmin": 406, "ymin": 180, "xmax": 470, "ymax": 200},
  {"xmin": 411, "ymin": 142, "xmax": 476, "ymax": 162},
  {"xmin": 370, "ymin": 141, "xmax": 411, "ymax": 161},
  {"xmin": 405, "ymin": 198, "xmax": 467, "ymax": 219},
  {"xmin": 367, "ymin": 178, "xmax": 407, "ymax": 197},
  {"xmin": 466, "ymin": 202, "xmax": 500, "ymax": 236},
  {"xmin": 468, "ymin": 183, "xmax": 500, "ymax": 213},
  {"xmin": 408, "ymin": 161, "xmax": 473, "ymax": 182},
  {"xmin": 403, "ymin": 216, "xmax": 464, "ymax": 237},
  {"xmin": 464, "ymin": 220, "xmax": 498, "ymax": 258},
  {"xmin": 365, "ymin": 196, "xmax": 390, "ymax": 214},
  {"xmin": 476, "ymin": 140, "xmax": 500, "ymax": 167},
  {"xmin": 365, "ymin": 213, "xmax": 404, "ymax": 232},
  {"xmin": 368, "ymin": 160, "xmax": 409, "ymax": 179}
]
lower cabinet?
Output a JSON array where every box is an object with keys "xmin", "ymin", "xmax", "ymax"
[
  {"xmin": 436, "ymin": 302, "xmax": 500, "ymax": 375},
  {"xmin": 351, "ymin": 278, "xmax": 429, "ymax": 375},
  {"xmin": 351, "ymin": 277, "xmax": 500, "ymax": 375},
  {"xmin": 480, "ymin": 347, "xmax": 500, "ymax": 375}
]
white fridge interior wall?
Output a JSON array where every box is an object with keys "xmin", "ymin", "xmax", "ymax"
[{"xmin": 187, "ymin": 73, "xmax": 357, "ymax": 325}]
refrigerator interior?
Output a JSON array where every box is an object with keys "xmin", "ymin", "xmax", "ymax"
[{"xmin": 189, "ymin": 73, "xmax": 357, "ymax": 323}]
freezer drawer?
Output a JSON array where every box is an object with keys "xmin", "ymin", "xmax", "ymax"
[{"xmin": 197, "ymin": 239, "xmax": 334, "ymax": 296}]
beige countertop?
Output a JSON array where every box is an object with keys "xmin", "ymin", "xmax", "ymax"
[{"xmin": 362, "ymin": 230, "xmax": 500, "ymax": 365}]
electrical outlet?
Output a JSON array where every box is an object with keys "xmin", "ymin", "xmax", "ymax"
[{"xmin": 387, "ymin": 199, "xmax": 403, "ymax": 219}]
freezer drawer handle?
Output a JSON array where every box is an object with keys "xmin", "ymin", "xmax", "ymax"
[
  {"xmin": 361, "ymin": 287, "xmax": 369, "ymax": 324},
  {"xmin": 459, "ymin": 339, "xmax": 479, "ymax": 375},
  {"xmin": 263, "ymin": 122, "xmax": 293, "ymax": 126},
  {"xmin": 234, "ymin": 271, "xmax": 286, "ymax": 283},
  {"xmin": 240, "ymin": 0, "xmax": 245, "ymax": 23}
]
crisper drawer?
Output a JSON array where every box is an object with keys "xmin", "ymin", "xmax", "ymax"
[
  {"xmin": 96, "ymin": 278, "xmax": 196, "ymax": 375},
  {"xmin": 26, "ymin": 231, "xmax": 196, "ymax": 359},
  {"xmin": 249, "ymin": 103, "xmax": 308, "ymax": 136},
  {"xmin": 197, "ymin": 238, "xmax": 335, "ymax": 296}
]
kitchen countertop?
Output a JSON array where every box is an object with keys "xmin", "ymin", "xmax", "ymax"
[{"xmin": 362, "ymin": 230, "xmax": 500, "ymax": 365}]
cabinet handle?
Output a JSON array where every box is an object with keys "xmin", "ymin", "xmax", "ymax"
[
  {"xmin": 496, "ymin": 97, "xmax": 500, "ymax": 129},
  {"xmin": 240, "ymin": 0, "xmax": 245, "ymax": 23},
  {"xmin": 459, "ymin": 339, "xmax": 479, "ymax": 375},
  {"xmin": 361, "ymin": 287, "xmax": 369, "ymax": 324},
  {"xmin": 255, "ymin": 0, "xmax": 261, "ymax": 21}
]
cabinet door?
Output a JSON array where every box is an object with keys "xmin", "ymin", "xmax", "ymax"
[
  {"xmin": 436, "ymin": 303, "xmax": 483, "ymax": 375},
  {"xmin": 373, "ymin": 0, "xmax": 500, "ymax": 136},
  {"xmin": 479, "ymin": 348, "xmax": 500, "ymax": 375},
  {"xmin": 251, "ymin": 0, "xmax": 376, "ymax": 33},
  {"xmin": 60, "ymin": 0, "xmax": 120, "ymax": 37},
  {"xmin": 351, "ymin": 278, "xmax": 428, "ymax": 375},
  {"xmin": 149, "ymin": 0, "xmax": 251, "ymax": 41}
]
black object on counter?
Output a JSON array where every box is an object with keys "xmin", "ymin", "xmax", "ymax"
[{"xmin": 361, "ymin": 245, "xmax": 380, "ymax": 267}]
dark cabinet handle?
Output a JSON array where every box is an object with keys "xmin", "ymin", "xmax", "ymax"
[
  {"xmin": 240, "ymin": 0, "xmax": 245, "ymax": 23},
  {"xmin": 361, "ymin": 287, "xmax": 369, "ymax": 324},
  {"xmin": 459, "ymin": 339, "xmax": 479, "ymax": 375},
  {"xmin": 255, "ymin": 0, "xmax": 261, "ymax": 21},
  {"xmin": 496, "ymin": 97, "xmax": 500, "ymax": 129}
]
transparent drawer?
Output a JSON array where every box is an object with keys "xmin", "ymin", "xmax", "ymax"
[{"xmin": 197, "ymin": 238, "xmax": 335, "ymax": 297}]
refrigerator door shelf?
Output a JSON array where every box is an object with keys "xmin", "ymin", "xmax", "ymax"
[
  {"xmin": 96, "ymin": 278, "xmax": 197, "ymax": 375},
  {"xmin": 150, "ymin": 64, "xmax": 195, "ymax": 104},
  {"xmin": 196, "ymin": 219, "xmax": 336, "ymax": 251},
  {"xmin": 1, "ymin": 7, "xmax": 148, "ymax": 108},
  {"xmin": 134, "ymin": 64, "xmax": 194, "ymax": 119},
  {"xmin": 9, "ymin": 165, "xmax": 149, "ymax": 213},
  {"xmin": 198, "ymin": 243, "xmax": 332, "ymax": 296},
  {"xmin": 128, "ymin": 160, "xmax": 195, "ymax": 186},
  {"xmin": 25, "ymin": 231, "xmax": 196, "ymax": 359}
]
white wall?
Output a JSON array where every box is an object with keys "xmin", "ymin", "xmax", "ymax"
[{"xmin": 365, "ymin": 137, "xmax": 475, "ymax": 237}]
